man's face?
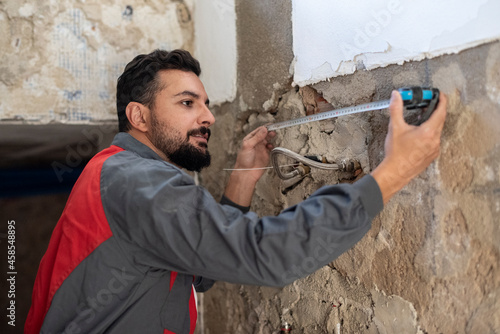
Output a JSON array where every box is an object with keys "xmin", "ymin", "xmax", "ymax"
[{"xmin": 146, "ymin": 70, "xmax": 215, "ymax": 172}]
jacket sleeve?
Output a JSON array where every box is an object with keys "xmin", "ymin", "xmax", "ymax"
[
  {"xmin": 101, "ymin": 153, "xmax": 383, "ymax": 287},
  {"xmin": 192, "ymin": 196, "xmax": 248, "ymax": 292},
  {"xmin": 193, "ymin": 276, "xmax": 215, "ymax": 292},
  {"xmin": 220, "ymin": 195, "xmax": 250, "ymax": 213},
  {"xmin": 192, "ymin": 195, "xmax": 251, "ymax": 292}
]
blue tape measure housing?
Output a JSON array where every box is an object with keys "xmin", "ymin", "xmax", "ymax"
[
  {"xmin": 400, "ymin": 89, "xmax": 413, "ymax": 101},
  {"xmin": 398, "ymin": 87, "xmax": 435, "ymax": 109}
]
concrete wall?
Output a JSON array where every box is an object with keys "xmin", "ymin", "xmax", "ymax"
[
  {"xmin": 200, "ymin": 1, "xmax": 500, "ymax": 333},
  {"xmin": 1, "ymin": 0, "xmax": 498, "ymax": 333}
]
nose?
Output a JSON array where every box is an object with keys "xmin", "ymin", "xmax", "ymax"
[{"xmin": 199, "ymin": 104, "xmax": 215, "ymax": 127}]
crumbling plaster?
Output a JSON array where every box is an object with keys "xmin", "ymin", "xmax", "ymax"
[
  {"xmin": 0, "ymin": 0, "xmax": 193, "ymax": 124},
  {"xmin": 291, "ymin": 0, "xmax": 500, "ymax": 87},
  {"xmin": 200, "ymin": 2, "xmax": 500, "ymax": 330}
]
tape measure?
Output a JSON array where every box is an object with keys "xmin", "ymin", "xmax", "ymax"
[{"xmin": 267, "ymin": 86, "xmax": 440, "ymax": 131}]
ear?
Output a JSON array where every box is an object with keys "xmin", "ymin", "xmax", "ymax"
[{"xmin": 125, "ymin": 102, "xmax": 150, "ymax": 133}]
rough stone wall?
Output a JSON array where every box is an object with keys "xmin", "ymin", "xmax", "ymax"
[
  {"xmin": 0, "ymin": 0, "xmax": 193, "ymax": 124},
  {"xmin": 200, "ymin": 1, "xmax": 500, "ymax": 332}
]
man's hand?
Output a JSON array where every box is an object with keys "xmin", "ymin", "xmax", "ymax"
[
  {"xmin": 371, "ymin": 90, "xmax": 447, "ymax": 204},
  {"xmin": 224, "ymin": 126, "xmax": 276, "ymax": 207},
  {"xmin": 234, "ymin": 126, "xmax": 276, "ymax": 183}
]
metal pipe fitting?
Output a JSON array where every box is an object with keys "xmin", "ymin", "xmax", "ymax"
[
  {"xmin": 271, "ymin": 147, "xmax": 341, "ymax": 180},
  {"xmin": 271, "ymin": 147, "xmax": 361, "ymax": 180}
]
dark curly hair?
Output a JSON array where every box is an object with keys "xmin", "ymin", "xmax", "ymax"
[{"xmin": 116, "ymin": 49, "xmax": 201, "ymax": 132}]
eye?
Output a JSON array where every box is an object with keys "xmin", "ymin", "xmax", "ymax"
[{"xmin": 182, "ymin": 100, "xmax": 193, "ymax": 107}]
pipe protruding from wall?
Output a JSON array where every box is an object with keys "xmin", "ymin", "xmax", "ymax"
[
  {"xmin": 270, "ymin": 147, "xmax": 361, "ymax": 180},
  {"xmin": 280, "ymin": 321, "xmax": 292, "ymax": 333}
]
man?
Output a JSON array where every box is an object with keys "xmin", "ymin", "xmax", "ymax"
[{"xmin": 25, "ymin": 49, "xmax": 447, "ymax": 333}]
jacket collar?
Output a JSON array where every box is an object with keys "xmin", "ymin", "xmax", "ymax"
[
  {"xmin": 111, "ymin": 132, "xmax": 164, "ymax": 161},
  {"xmin": 111, "ymin": 133, "xmax": 200, "ymax": 179}
]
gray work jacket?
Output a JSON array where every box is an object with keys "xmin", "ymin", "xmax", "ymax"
[{"xmin": 26, "ymin": 132, "xmax": 383, "ymax": 334}]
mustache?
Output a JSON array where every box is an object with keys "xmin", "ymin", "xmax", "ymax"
[{"xmin": 187, "ymin": 127, "xmax": 211, "ymax": 142}]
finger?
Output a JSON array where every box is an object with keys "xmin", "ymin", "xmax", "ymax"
[
  {"xmin": 244, "ymin": 126, "xmax": 266, "ymax": 139},
  {"xmin": 243, "ymin": 126, "xmax": 268, "ymax": 147},
  {"xmin": 260, "ymin": 123, "xmax": 276, "ymax": 139},
  {"xmin": 266, "ymin": 131, "xmax": 276, "ymax": 140},
  {"xmin": 265, "ymin": 132, "xmax": 276, "ymax": 145},
  {"xmin": 422, "ymin": 93, "xmax": 447, "ymax": 131},
  {"xmin": 388, "ymin": 90, "xmax": 406, "ymax": 129}
]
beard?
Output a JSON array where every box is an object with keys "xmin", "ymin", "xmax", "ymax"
[{"xmin": 148, "ymin": 110, "xmax": 211, "ymax": 172}]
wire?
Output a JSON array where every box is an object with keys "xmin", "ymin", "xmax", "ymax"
[
  {"xmin": 223, "ymin": 167, "xmax": 273, "ymax": 171},
  {"xmin": 223, "ymin": 163, "xmax": 298, "ymax": 171}
]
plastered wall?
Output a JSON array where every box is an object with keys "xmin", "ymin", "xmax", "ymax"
[
  {"xmin": 0, "ymin": 0, "xmax": 193, "ymax": 124},
  {"xmin": 193, "ymin": 0, "xmax": 237, "ymax": 105},
  {"xmin": 291, "ymin": 0, "xmax": 500, "ymax": 86},
  {"xmin": 200, "ymin": 1, "xmax": 500, "ymax": 333}
]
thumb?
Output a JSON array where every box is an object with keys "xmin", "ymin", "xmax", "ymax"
[
  {"xmin": 388, "ymin": 90, "xmax": 405, "ymax": 129},
  {"xmin": 243, "ymin": 126, "xmax": 268, "ymax": 148}
]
